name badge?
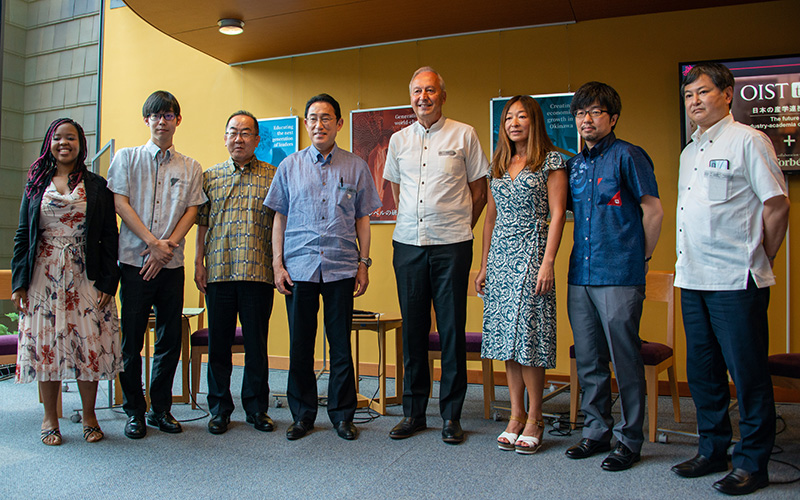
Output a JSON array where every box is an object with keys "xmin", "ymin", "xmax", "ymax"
[{"xmin": 708, "ymin": 159, "xmax": 729, "ymax": 170}]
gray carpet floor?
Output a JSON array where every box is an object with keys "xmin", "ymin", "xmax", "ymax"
[{"xmin": 1, "ymin": 366, "xmax": 798, "ymax": 499}]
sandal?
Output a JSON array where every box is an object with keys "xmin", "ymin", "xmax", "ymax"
[
  {"xmin": 41, "ymin": 428, "xmax": 62, "ymax": 446},
  {"xmin": 83, "ymin": 426, "xmax": 104, "ymax": 443},
  {"xmin": 515, "ymin": 419, "xmax": 544, "ymax": 455},
  {"xmin": 497, "ymin": 415, "xmax": 526, "ymax": 451}
]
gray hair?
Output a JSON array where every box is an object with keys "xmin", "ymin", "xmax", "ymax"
[{"xmin": 409, "ymin": 66, "xmax": 446, "ymax": 93}]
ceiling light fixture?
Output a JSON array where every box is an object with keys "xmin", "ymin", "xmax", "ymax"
[{"xmin": 218, "ymin": 18, "xmax": 245, "ymax": 35}]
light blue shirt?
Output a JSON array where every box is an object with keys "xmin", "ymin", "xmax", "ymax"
[
  {"xmin": 265, "ymin": 144, "xmax": 381, "ymax": 283},
  {"xmin": 107, "ymin": 140, "xmax": 206, "ymax": 268}
]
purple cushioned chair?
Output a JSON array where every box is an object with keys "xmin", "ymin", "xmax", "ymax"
[
  {"xmin": 0, "ymin": 271, "xmax": 17, "ymax": 368},
  {"xmin": 189, "ymin": 293, "xmax": 246, "ymax": 409},
  {"xmin": 769, "ymin": 353, "xmax": 800, "ymax": 393}
]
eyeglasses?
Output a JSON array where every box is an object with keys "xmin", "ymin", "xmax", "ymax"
[
  {"xmin": 574, "ymin": 109, "xmax": 608, "ymax": 120},
  {"xmin": 225, "ymin": 131, "xmax": 254, "ymax": 139},
  {"xmin": 148, "ymin": 112, "xmax": 177, "ymax": 122},
  {"xmin": 306, "ymin": 115, "xmax": 335, "ymax": 126}
]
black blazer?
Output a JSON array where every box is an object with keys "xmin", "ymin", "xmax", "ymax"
[{"xmin": 11, "ymin": 170, "xmax": 120, "ymax": 296}]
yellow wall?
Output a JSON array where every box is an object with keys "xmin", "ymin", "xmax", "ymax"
[{"xmin": 101, "ymin": 1, "xmax": 800, "ymax": 381}]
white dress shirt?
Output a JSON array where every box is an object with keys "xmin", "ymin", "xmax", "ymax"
[
  {"xmin": 675, "ymin": 114, "xmax": 787, "ymax": 290},
  {"xmin": 383, "ymin": 116, "xmax": 488, "ymax": 246}
]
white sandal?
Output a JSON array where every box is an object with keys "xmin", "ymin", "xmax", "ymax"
[
  {"xmin": 497, "ymin": 431, "xmax": 519, "ymax": 451},
  {"xmin": 515, "ymin": 419, "xmax": 544, "ymax": 455},
  {"xmin": 497, "ymin": 415, "xmax": 526, "ymax": 451}
]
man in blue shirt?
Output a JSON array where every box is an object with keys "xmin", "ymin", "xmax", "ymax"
[
  {"xmin": 265, "ymin": 94, "xmax": 381, "ymax": 441},
  {"xmin": 564, "ymin": 82, "xmax": 663, "ymax": 471}
]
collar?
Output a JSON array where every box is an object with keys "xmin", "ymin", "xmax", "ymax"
[
  {"xmin": 414, "ymin": 115, "xmax": 446, "ymax": 133},
  {"xmin": 691, "ymin": 113, "xmax": 733, "ymax": 144},
  {"xmin": 310, "ymin": 144, "xmax": 338, "ymax": 166},
  {"xmin": 145, "ymin": 139, "xmax": 174, "ymax": 161},
  {"xmin": 582, "ymin": 131, "xmax": 616, "ymax": 159},
  {"xmin": 230, "ymin": 156, "xmax": 257, "ymax": 172}
]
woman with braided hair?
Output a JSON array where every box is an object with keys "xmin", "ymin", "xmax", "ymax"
[{"xmin": 11, "ymin": 118, "xmax": 122, "ymax": 445}]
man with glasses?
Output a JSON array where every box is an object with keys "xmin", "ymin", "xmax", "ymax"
[
  {"xmin": 564, "ymin": 82, "xmax": 663, "ymax": 470},
  {"xmin": 108, "ymin": 90, "xmax": 206, "ymax": 439},
  {"xmin": 265, "ymin": 94, "xmax": 380, "ymax": 441},
  {"xmin": 195, "ymin": 110, "xmax": 277, "ymax": 435}
]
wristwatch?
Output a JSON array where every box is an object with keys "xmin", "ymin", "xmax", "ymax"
[{"xmin": 359, "ymin": 257, "xmax": 372, "ymax": 268}]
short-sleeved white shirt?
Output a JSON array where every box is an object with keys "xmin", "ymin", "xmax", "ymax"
[
  {"xmin": 383, "ymin": 116, "xmax": 489, "ymax": 246},
  {"xmin": 107, "ymin": 140, "xmax": 206, "ymax": 268},
  {"xmin": 675, "ymin": 114, "xmax": 787, "ymax": 290}
]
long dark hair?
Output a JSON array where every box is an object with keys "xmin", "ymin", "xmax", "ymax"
[
  {"xmin": 25, "ymin": 118, "xmax": 88, "ymax": 198},
  {"xmin": 491, "ymin": 96, "xmax": 554, "ymax": 178}
]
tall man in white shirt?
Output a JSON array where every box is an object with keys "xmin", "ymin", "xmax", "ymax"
[
  {"xmin": 384, "ymin": 67, "xmax": 488, "ymax": 444},
  {"xmin": 108, "ymin": 90, "xmax": 206, "ymax": 439},
  {"xmin": 671, "ymin": 62, "xmax": 790, "ymax": 496}
]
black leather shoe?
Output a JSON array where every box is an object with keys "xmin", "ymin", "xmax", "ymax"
[
  {"xmin": 441, "ymin": 419, "xmax": 464, "ymax": 444},
  {"xmin": 712, "ymin": 468, "xmax": 769, "ymax": 496},
  {"xmin": 246, "ymin": 412, "xmax": 275, "ymax": 432},
  {"xmin": 145, "ymin": 410, "xmax": 183, "ymax": 433},
  {"xmin": 601, "ymin": 442, "xmax": 641, "ymax": 471},
  {"xmin": 389, "ymin": 417, "xmax": 427, "ymax": 440},
  {"xmin": 672, "ymin": 454, "xmax": 728, "ymax": 478},
  {"xmin": 286, "ymin": 420, "xmax": 313, "ymax": 440},
  {"xmin": 208, "ymin": 414, "xmax": 230, "ymax": 435},
  {"xmin": 334, "ymin": 421, "xmax": 358, "ymax": 440},
  {"xmin": 565, "ymin": 438, "xmax": 611, "ymax": 459},
  {"xmin": 124, "ymin": 416, "xmax": 146, "ymax": 439}
]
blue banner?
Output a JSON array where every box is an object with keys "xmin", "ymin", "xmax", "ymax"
[{"xmin": 255, "ymin": 116, "xmax": 299, "ymax": 165}]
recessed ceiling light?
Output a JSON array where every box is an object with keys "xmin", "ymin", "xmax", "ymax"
[{"xmin": 218, "ymin": 18, "xmax": 244, "ymax": 35}]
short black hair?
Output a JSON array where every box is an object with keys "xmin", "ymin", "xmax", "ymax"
[
  {"xmin": 226, "ymin": 110, "xmax": 259, "ymax": 135},
  {"xmin": 305, "ymin": 93, "xmax": 341, "ymax": 122},
  {"xmin": 681, "ymin": 62, "xmax": 735, "ymax": 96},
  {"xmin": 570, "ymin": 81, "xmax": 622, "ymax": 126},
  {"xmin": 142, "ymin": 90, "xmax": 181, "ymax": 118}
]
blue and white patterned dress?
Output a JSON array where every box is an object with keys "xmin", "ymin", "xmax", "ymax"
[{"xmin": 481, "ymin": 151, "xmax": 565, "ymax": 368}]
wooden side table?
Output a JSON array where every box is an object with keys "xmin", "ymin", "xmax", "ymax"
[{"xmin": 351, "ymin": 312, "xmax": 403, "ymax": 415}]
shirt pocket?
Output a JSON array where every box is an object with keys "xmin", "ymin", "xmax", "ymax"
[
  {"xmin": 170, "ymin": 178, "xmax": 190, "ymax": 203},
  {"xmin": 595, "ymin": 178, "xmax": 621, "ymax": 207},
  {"xmin": 704, "ymin": 169, "xmax": 733, "ymax": 201},
  {"xmin": 336, "ymin": 184, "xmax": 357, "ymax": 218},
  {"xmin": 439, "ymin": 149, "xmax": 465, "ymax": 175}
]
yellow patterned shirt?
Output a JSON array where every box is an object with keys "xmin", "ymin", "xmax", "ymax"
[{"xmin": 197, "ymin": 157, "xmax": 276, "ymax": 284}]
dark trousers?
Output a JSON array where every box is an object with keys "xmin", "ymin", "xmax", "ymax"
[
  {"xmin": 206, "ymin": 281, "xmax": 274, "ymax": 417},
  {"xmin": 393, "ymin": 240, "xmax": 471, "ymax": 421},
  {"xmin": 118, "ymin": 264, "xmax": 184, "ymax": 417},
  {"xmin": 681, "ymin": 277, "xmax": 775, "ymax": 475},
  {"xmin": 285, "ymin": 278, "xmax": 356, "ymax": 425},
  {"xmin": 567, "ymin": 284, "xmax": 647, "ymax": 452}
]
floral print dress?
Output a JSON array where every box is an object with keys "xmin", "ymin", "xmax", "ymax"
[
  {"xmin": 481, "ymin": 151, "xmax": 565, "ymax": 368},
  {"xmin": 16, "ymin": 181, "xmax": 122, "ymax": 383}
]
